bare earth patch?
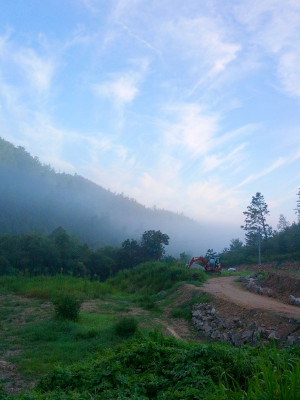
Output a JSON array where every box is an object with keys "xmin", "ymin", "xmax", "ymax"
[
  {"xmin": 201, "ymin": 276, "xmax": 300, "ymax": 319},
  {"xmin": 158, "ymin": 274, "xmax": 300, "ymax": 343}
]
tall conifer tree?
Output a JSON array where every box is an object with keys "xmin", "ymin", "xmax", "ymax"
[{"xmin": 241, "ymin": 192, "xmax": 272, "ymax": 245}]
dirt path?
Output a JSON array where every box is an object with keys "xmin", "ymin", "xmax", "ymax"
[{"xmin": 201, "ymin": 276, "xmax": 300, "ymax": 319}]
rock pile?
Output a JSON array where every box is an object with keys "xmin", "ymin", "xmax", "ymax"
[
  {"xmin": 289, "ymin": 295, "xmax": 300, "ymax": 306},
  {"xmin": 240, "ymin": 276, "xmax": 273, "ymax": 296},
  {"xmin": 241, "ymin": 274, "xmax": 300, "ymax": 306},
  {"xmin": 192, "ymin": 303, "xmax": 300, "ymax": 346}
]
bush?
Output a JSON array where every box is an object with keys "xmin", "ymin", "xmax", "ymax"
[
  {"xmin": 114, "ymin": 317, "xmax": 138, "ymax": 338},
  {"xmin": 53, "ymin": 293, "xmax": 82, "ymax": 321}
]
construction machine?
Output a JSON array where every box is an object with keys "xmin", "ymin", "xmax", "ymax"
[{"xmin": 188, "ymin": 256, "xmax": 222, "ymax": 273}]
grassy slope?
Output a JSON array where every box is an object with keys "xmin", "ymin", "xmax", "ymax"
[{"xmin": 0, "ymin": 263, "xmax": 299, "ymax": 399}]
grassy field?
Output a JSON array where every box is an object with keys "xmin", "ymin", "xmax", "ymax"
[{"xmin": 0, "ymin": 262, "xmax": 299, "ymax": 399}]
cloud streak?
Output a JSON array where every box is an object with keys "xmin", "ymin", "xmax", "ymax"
[
  {"xmin": 234, "ymin": 0, "xmax": 300, "ymax": 99},
  {"xmin": 1, "ymin": 0, "xmax": 300, "ymax": 239},
  {"xmin": 235, "ymin": 157, "xmax": 286, "ymax": 188}
]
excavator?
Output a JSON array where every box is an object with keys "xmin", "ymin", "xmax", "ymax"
[{"xmin": 188, "ymin": 256, "xmax": 222, "ymax": 273}]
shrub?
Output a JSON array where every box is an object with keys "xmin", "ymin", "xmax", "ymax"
[
  {"xmin": 114, "ymin": 317, "xmax": 138, "ymax": 338},
  {"xmin": 53, "ymin": 293, "xmax": 82, "ymax": 321}
]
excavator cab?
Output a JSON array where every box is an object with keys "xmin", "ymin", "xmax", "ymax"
[{"xmin": 213, "ymin": 257, "xmax": 221, "ymax": 270}]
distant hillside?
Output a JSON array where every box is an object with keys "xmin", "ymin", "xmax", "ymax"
[{"xmin": 0, "ymin": 137, "xmax": 220, "ymax": 255}]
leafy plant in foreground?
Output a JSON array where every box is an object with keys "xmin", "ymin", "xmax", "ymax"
[
  {"xmin": 53, "ymin": 293, "xmax": 82, "ymax": 321},
  {"xmin": 114, "ymin": 317, "xmax": 138, "ymax": 338}
]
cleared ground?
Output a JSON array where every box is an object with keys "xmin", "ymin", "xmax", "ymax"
[{"xmin": 201, "ymin": 276, "xmax": 300, "ymax": 319}]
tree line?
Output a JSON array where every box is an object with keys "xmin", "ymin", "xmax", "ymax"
[
  {"xmin": 0, "ymin": 227, "xmax": 170, "ymax": 279},
  {"xmin": 219, "ymin": 191, "xmax": 300, "ymax": 266}
]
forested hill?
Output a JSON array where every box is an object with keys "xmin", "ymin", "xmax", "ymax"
[{"xmin": 0, "ymin": 137, "xmax": 216, "ymax": 255}]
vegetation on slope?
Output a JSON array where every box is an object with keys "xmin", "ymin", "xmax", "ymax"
[
  {"xmin": 0, "ymin": 136, "xmax": 207, "ymax": 254},
  {"xmin": 218, "ymin": 192, "xmax": 300, "ymax": 267},
  {"xmin": 4, "ymin": 333, "xmax": 300, "ymax": 400},
  {"xmin": 0, "ymin": 228, "xmax": 171, "ymax": 279},
  {"xmin": 0, "ymin": 262, "xmax": 299, "ymax": 399}
]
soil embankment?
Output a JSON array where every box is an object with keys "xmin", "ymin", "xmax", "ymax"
[{"xmin": 201, "ymin": 276, "xmax": 300, "ymax": 319}]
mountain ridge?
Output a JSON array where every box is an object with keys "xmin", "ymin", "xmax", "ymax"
[{"xmin": 0, "ymin": 136, "xmax": 224, "ymax": 255}]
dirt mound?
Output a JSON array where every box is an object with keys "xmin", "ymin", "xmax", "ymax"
[
  {"xmin": 239, "ymin": 261, "xmax": 300, "ymax": 273},
  {"xmin": 262, "ymin": 272, "xmax": 300, "ymax": 300}
]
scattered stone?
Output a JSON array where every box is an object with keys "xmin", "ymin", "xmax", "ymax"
[
  {"xmin": 262, "ymin": 288, "xmax": 273, "ymax": 297},
  {"xmin": 268, "ymin": 331, "xmax": 279, "ymax": 340},
  {"xmin": 192, "ymin": 303, "xmax": 297, "ymax": 347},
  {"xmin": 289, "ymin": 295, "xmax": 300, "ymax": 306},
  {"xmin": 286, "ymin": 335, "xmax": 300, "ymax": 345},
  {"xmin": 242, "ymin": 275, "xmax": 273, "ymax": 297}
]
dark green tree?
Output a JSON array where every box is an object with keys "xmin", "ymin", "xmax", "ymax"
[
  {"xmin": 229, "ymin": 238, "xmax": 244, "ymax": 252},
  {"xmin": 241, "ymin": 192, "xmax": 272, "ymax": 246},
  {"xmin": 294, "ymin": 188, "xmax": 300, "ymax": 223},
  {"xmin": 118, "ymin": 239, "xmax": 142, "ymax": 269},
  {"xmin": 277, "ymin": 214, "xmax": 290, "ymax": 232},
  {"xmin": 140, "ymin": 230, "xmax": 169, "ymax": 261},
  {"xmin": 179, "ymin": 252, "xmax": 191, "ymax": 264},
  {"xmin": 86, "ymin": 250, "xmax": 114, "ymax": 280},
  {"xmin": 0, "ymin": 255, "xmax": 12, "ymax": 275}
]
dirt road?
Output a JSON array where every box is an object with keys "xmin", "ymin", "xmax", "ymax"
[{"xmin": 201, "ymin": 276, "xmax": 300, "ymax": 319}]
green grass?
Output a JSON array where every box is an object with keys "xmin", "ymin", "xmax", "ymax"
[
  {"xmin": 108, "ymin": 261, "xmax": 207, "ymax": 295},
  {"xmin": 1, "ymin": 264, "xmax": 299, "ymax": 399},
  {"xmin": 0, "ymin": 275, "xmax": 112, "ymax": 300},
  {"xmin": 216, "ymin": 269, "xmax": 253, "ymax": 277},
  {"xmin": 171, "ymin": 293, "xmax": 211, "ymax": 320},
  {"xmin": 0, "ymin": 271, "xmax": 167, "ymax": 382},
  {"xmin": 7, "ymin": 334, "xmax": 300, "ymax": 400},
  {"xmin": 2, "ymin": 310, "xmax": 122, "ymax": 375}
]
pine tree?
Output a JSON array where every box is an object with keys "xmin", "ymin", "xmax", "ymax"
[
  {"xmin": 241, "ymin": 192, "xmax": 272, "ymax": 246},
  {"xmin": 294, "ymin": 188, "xmax": 300, "ymax": 223},
  {"xmin": 277, "ymin": 214, "xmax": 290, "ymax": 231}
]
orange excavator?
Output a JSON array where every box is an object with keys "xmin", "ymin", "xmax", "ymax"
[{"xmin": 188, "ymin": 256, "xmax": 222, "ymax": 273}]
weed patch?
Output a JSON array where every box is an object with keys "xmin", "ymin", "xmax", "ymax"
[
  {"xmin": 8, "ymin": 334, "xmax": 300, "ymax": 400},
  {"xmin": 0, "ymin": 275, "xmax": 112, "ymax": 300},
  {"xmin": 114, "ymin": 317, "xmax": 138, "ymax": 338},
  {"xmin": 53, "ymin": 293, "xmax": 82, "ymax": 321},
  {"xmin": 109, "ymin": 261, "xmax": 206, "ymax": 295},
  {"xmin": 135, "ymin": 295, "xmax": 160, "ymax": 311},
  {"xmin": 171, "ymin": 293, "xmax": 211, "ymax": 320}
]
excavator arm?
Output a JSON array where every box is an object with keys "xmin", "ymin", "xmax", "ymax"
[
  {"xmin": 188, "ymin": 256, "xmax": 208, "ymax": 269},
  {"xmin": 188, "ymin": 256, "xmax": 222, "ymax": 272}
]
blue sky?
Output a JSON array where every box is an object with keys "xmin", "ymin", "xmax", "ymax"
[{"xmin": 1, "ymin": 0, "xmax": 300, "ymax": 241}]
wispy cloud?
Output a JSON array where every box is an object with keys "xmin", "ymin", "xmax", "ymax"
[
  {"xmin": 94, "ymin": 58, "xmax": 148, "ymax": 107},
  {"xmin": 0, "ymin": 31, "xmax": 58, "ymax": 100},
  {"xmin": 234, "ymin": 0, "xmax": 300, "ymax": 99},
  {"xmin": 202, "ymin": 143, "xmax": 247, "ymax": 173},
  {"xmin": 164, "ymin": 16, "xmax": 241, "ymax": 94},
  {"xmin": 277, "ymin": 51, "xmax": 300, "ymax": 98},
  {"xmin": 95, "ymin": 74, "xmax": 139, "ymax": 105},
  {"xmin": 1, "ymin": 0, "xmax": 300, "ymax": 236},
  {"xmin": 235, "ymin": 157, "xmax": 286, "ymax": 188},
  {"xmin": 14, "ymin": 48, "xmax": 56, "ymax": 92},
  {"xmin": 163, "ymin": 103, "xmax": 219, "ymax": 156},
  {"xmin": 84, "ymin": 134, "xmax": 130, "ymax": 164}
]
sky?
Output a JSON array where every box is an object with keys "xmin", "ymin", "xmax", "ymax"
[{"xmin": 1, "ymin": 0, "xmax": 300, "ymax": 243}]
